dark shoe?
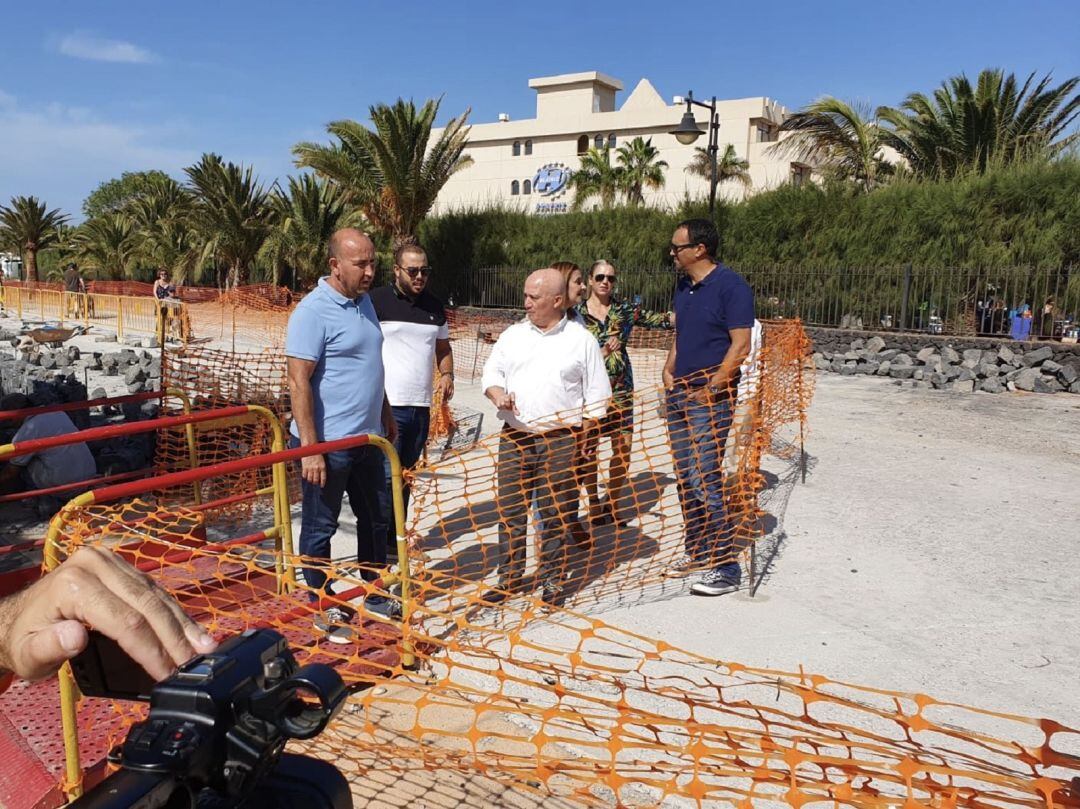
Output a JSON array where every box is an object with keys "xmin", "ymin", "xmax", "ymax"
[
  {"xmin": 662, "ymin": 553, "xmax": 698, "ymax": 578},
  {"xmin": 690, "ymin": 565, "xmax": 741, "ymax": 597},
  {"xmin": 479, "ymin": 587, "xmax": 509, "ymax": 605},
  {"xmin": 588, "ymin": 504, "xmax": 614, "ymax": 528},
  {"xmin": 364, "ymin": 595, "xmax": 403, "ymax": 621},
  {"xmin": 539, "ymin": 580, "xmax": 566, "ymax": 608},
  {"xmin": 570, "ymin": 521, "xmax": 592, "ymax": 545}
]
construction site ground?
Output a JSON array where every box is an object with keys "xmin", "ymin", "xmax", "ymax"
[
  {"xmin": 3, "ymin": 308, "xmax": 1078, "ymax": 805},
  {"xmin": 331, "ymin": 372, "xmax": 1080, "ymax": 723}
]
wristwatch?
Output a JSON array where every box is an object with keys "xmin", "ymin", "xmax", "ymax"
[{"xmin": 707, "ymin": 384, "xmax": 724, "ymax": 397}]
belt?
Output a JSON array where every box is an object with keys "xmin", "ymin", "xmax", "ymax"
[{"xmin": 501, "ymin": 424, "xmax": 574, "ymax": 442}]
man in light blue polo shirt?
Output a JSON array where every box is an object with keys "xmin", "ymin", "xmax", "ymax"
[{"xmin": 286, "ymin": 228, "xmax": 398, "ymax": 639}]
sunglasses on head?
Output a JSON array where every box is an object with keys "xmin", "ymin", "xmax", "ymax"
[
  {"xmin": 593, "ymin": 273, "xmax": 616, "ymax": 283},
  {"xmin": 400, "ymin": 266, "xmax": 432, "ymax": 278}
]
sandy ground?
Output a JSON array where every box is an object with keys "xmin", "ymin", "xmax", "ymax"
[{"xmin": 603, "ymin": 374, "xmax": 1080, "ymax": 722}]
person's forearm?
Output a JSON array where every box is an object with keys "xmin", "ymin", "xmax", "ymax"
[
  {"xmin": 382, "ymin": 394, "xmax": 393, "ymax": 424},
  {"xmin": 708, "ymin": 346, "xmax": 750, "ymax": 389},
  {"xmin": 436, "ymin": 344, "xmax": 454, "ymax": 377},
  {"xmin": 663, "ymin": 341, "xmax": 677, "ymax": 377},
  {"xmin": 288, "ymin": 376, "xmax": 318, "ymax": 446}
]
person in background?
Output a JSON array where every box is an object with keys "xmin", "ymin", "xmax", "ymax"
[
  {"xmin": 370, "ymin": 242, "xmax": 454, "ymax": 558},
  {"xmin": 0, "ymin": 393, "xmax": 97, "ymax": 516},
  {"xmin": 153, "ymin": 269, "xmax": 184, "ymax": 341},
  {"xmin": 722, "ymin": 318, "xmax": 763, "ymax": 474},
  {"xmin": 481, "ymin": 268, "xmax": 611, "ymax": 605},
  {"xmin": 63, "ymin": 262, "xmax": 86, "ymax": 317},
  {"xmin": 575, "ymin": 260, "xmax": 673, "ymax": 526},
  {"xmin": 550, "ymin": 261, "xmax": 590, "ymax": 544},
  {"xmin": 285, "ymin": 228, "xmax": 399, "ymax": 641},
  {"xmin": 662, "ymin": 218, "xmax": 754, "ymax": 597}
]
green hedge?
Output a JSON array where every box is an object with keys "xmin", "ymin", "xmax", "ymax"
[{"xmin": 418, "ymin": 158, "xmax": 1080, "ymax": 295}]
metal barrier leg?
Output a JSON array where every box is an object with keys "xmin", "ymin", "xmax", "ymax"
[{"xmin": 370, "ymin": 436, "xmax": 413, "ymax": 668}]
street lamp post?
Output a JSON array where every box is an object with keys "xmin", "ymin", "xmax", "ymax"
[{"xmin": 669, "ymin": 90, "xmax": 720, "ymax": 217}]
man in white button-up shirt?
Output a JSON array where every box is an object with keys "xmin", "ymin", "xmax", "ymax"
[{"xmin": 481, "ymin": 268, "xmax": 611, "ymax": 604}]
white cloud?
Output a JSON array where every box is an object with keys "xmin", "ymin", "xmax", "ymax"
[
  {"xmin": 57, "ymin": 32, "xmax": 159, "ymax": 64},
  {"xmin": 0, "ymin": 96, "xmax": 195, "ymax": 218}
]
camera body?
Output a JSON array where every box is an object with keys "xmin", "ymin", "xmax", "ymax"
[{"xmin": 70, "ymin": 628, "xmax": 350, "ymax": 809}]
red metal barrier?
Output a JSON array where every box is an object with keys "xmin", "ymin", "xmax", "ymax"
[{"xmin": 0, "ymin": 406, "xmax": 249, "ymax": 461}]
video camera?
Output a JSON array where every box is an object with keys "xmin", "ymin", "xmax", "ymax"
[{"xmin": 69, "ymin": 628, "xmax": 351, "ymax": 809}]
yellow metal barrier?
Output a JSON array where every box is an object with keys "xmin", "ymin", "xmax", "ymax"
[
  {"xmin": 1, "ymin": 287, "xmax": 188, "ymax": 343},
  {"xmin": 41, "ymin": 404, "xmax": 296, "ymax": 798},
  {"xmin": 43, "ymin": 428, "xmax": 405, "ymax": 799}
]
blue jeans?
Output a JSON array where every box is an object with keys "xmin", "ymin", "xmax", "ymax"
[
  {"xmin": 291, "ymin": 436, "xmax": 390, "ymax": 597},
  {"xmin": 382, "ymin": 406, "xmax": 427, "ymax": 546},
  {"xmin": 664, "ymin": 388, "xmax": 736, "ymax": 570}
]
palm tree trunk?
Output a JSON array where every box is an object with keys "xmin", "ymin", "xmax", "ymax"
[
  {"xmin": 228, "ymin": 260, "xmax": 241, "ymax": 289},
  {"xmin": 24, "ymin": 246, "xmax": 38, "ymax": 283}
]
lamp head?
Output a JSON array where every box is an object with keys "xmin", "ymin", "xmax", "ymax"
[{"xmin": 670, "ymin": 109, "xmax": 705, "ymax": 145}]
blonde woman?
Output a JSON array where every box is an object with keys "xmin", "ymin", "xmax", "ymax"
[{"xmin": 576, "ymin": 260, "xmax": 672, "ymax": 525}]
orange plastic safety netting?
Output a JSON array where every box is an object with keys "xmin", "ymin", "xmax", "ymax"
[
  {"xmin": 43, "ymin": 513, "xmax": 1080, "ymax": 808},
  {"xmin": 155, "ymin": 346, "xmax": 295, "ymax": 520},
  {"xmin": 36, "ymin": 315, "xmax": 1072, "ymax": 807},
  {"xmin": 182, "ymin": 285, "xmax": 295, "ymax": 350},
  {"xmin": 405, "ymin": 319, "xmax": 812, "ymax": 618}
]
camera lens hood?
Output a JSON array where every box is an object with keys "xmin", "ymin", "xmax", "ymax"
[{"xmin": 275, "ymin": 663, "xmax": 348, "ymax": 740}]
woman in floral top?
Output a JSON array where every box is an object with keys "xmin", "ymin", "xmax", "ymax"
[{"xmin": 575, "ymin": 260, "xmax": 673, "ymax": 526}]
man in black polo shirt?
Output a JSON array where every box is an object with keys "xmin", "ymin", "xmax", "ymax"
[
  {"xmin": 661, "ymin": 218, "xmax": 754, "ymax": 596},
  {"xmin": 370, "ymin": 243, "xmax": 454, "ymax": 544}
]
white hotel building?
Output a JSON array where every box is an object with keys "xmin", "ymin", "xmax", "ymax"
[{"xmin": 431, "ymin": 71, "xmax": 815, "ymax": 214}]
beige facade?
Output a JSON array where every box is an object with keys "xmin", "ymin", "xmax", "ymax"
[{"xmin": 431, "ymin": 71, "xmax": 814, "ymax": 215}]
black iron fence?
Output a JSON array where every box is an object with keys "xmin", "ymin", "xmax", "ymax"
[{"xmin": 455, "ymin": 265, "xmax": 1080, "ymax": 339}]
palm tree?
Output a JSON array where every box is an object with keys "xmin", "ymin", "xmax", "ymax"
[
  {"xmin": 768, "ymin": 98, "xmax": 892, "ymax": 191},
  {"xmin": 0, "ymin": 196, "xmax": 69, "ymax": 282},
  {"xmin": 570, "ymin": 147, "xmax": 624, "ymax": 210},
  {"xmin": 126, "ymin": 175, "xmax": 200, "ymax": 283},
  {"xmin": 185, "ymin": 153, "xmax": 276, "ymax": 288},
  {"xmin": 293, "ymin": 98, "xmax": 471, "ymax": 245},
  {"xmin": 71, "ymin": 213, "xmax": 136, "ymax": 280},
  {"xmin": 260, "ymin": 175, "xmax": 364, "ymax": 288},
  {"xmin": 615, "ymin": 137, "xmax": 668, "ymax": 205},
  {"xmin": 878, "ymin": 69, "xmax": 1080, "ymax": 178},
  {"xmin": 685, "ymin": 144, "xmax": 753, "ymax": 192}
]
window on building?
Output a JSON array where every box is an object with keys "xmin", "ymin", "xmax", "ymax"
[
  {"xmin": 511, "ymin": 180, "xmax": 520, "ymax": 195},
  {"xmin": 523, "ymin": 179, "xmax": 532, "ymax": 195},
  {"xmin": 594, "ymin": 134, "xmax": 604, "ymax": 150},
  {"xmin": 756, "ymin": 124, "xmax": 777, "ymax": 143},
  {"xmin": 524, "ymin": 139, "xmax": 533, "ymax": 155},
  {"xmin": 607, "ymin": 133, "xmax": 616, "ymax": 149},
  {"xmin": 512, "ymin": 140, "xmax": 521, "ymax": 157},
  {"xmin": 577, "ymin": 135, "xmax": 589, "ymax": 155},
  {"xmin": 790, "ymin": 164, "xmax": 810, "ymax": 187}
]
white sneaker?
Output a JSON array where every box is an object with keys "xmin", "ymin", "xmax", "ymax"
[{"xmin": 313, "ymin": 606, "xmax": 354, "ymax": 644}]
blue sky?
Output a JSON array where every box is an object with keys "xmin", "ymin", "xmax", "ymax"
[{"xmin": 2, "ymin": 0, "xmax": 1077, "ymax": 219}]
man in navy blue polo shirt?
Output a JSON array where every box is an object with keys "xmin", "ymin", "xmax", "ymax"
[
  {"xmin": 286, "ymin": 228, "xmax": 399, "ymax": 640},
  {"xmin": 661, "ymin": 218, "xmax": 754, "ymax": 596}
]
